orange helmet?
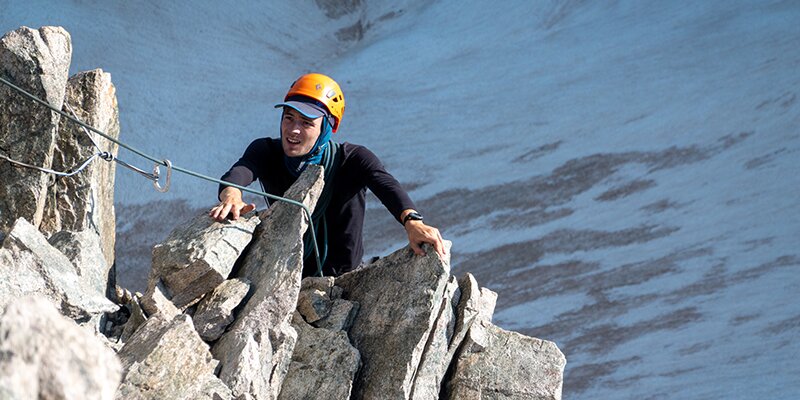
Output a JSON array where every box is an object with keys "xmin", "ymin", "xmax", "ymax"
[{"xmin": 282, "ymin": 73, "xmax": 345, "ymax": 132}]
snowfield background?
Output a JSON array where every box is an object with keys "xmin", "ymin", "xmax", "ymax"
[{"xmin": 3, "ymin": 1, "xmax": 799, "ymax": 398}]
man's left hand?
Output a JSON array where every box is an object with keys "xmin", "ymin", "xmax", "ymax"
[{"xmin": 405, "ymin": 220, "xmax": 446, "ymax": 258}]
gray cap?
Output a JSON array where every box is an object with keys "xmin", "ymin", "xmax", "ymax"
[{"xmin": 274, "ymin": 100, "xmax": 328, "ymax": 119}]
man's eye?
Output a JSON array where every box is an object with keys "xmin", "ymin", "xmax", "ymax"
[{"xmin": 303, "ymin": 121, "xmax": 313, "ymax": 127}]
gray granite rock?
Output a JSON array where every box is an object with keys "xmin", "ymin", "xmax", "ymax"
[
  {"xmin": 212, "ymin": 165, "xmax": 324, "ymax": 400},
  {"xmin": 120, "ymin": 297, "xmax": 147, "ymax": 343},
  {"xmin": 300, "ymin": 276, "xmax": 334, "ymax": 294},
  {"xmin": 139, "ymin": 278, "xmax": 180, "ymax": 319},
  {"xmin": 40, "ymin": 69, "xmax": 120, "ymax": 270},
  {"xmin": 312, "ymin": 298, "xmax": 359, "ymax": 332},
  {"xmin": 335, "ymin": 240, "xmax": 453, "ymax": 400},
  {"xmin": 297, "ymin": 287, "xmax": 333, "ymax": 323},
  {"xmin": 48, "ymin": 229, "xmax": 111, "ymax": 297},
  {"xmin": 410, "ymin": 274, "xmax": 498, "ymax": 399},
  {"xmin": 193, "ymin": 277, "xmax": 250, "ymax": 342},
  {"xmin": 0, "ymin": 26, "xmax": 71, "ymax": 232},
  {"xmin": 149, "ymin": 210, "xmax": 260, "ymax": 308},
  {"xmin": 0, "ymin": 218, "xmax": 117, "ymax": 322},
  {"xmin": 116, "ymin": 314, "xmax": 231, "ymax": 400},
  {"xmin": 277, "ymin": 312, "xmax": 361, "ymax": 400},
  {"xmin": 331, "ymin": 284, "xmax": 344, "ymax": 300},
  {"xmin": 0, "ymin": 296, "xmax": 121, "ymax": 400},
  {"xmin": 409, "ymin": 276, "xmax": 461, "ymax": 400},
  {"xmin": 445, "ymin": 321, "xmax": 566, "ymax": 400},
  {"xmin": 458, "ymin": 286, "xmax": 499, "ymax": 354}
]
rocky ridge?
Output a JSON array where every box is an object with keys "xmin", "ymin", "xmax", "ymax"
[{"xmin": 0, "ymin": 26, "xmax": 565, "ymax": 399}]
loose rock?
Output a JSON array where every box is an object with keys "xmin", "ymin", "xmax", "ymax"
[
  {"xmin": 445, "ymin": 321, "xmax": 566, "ymax": 400},
  {"xmin": 48, "ymin": 229, "xmax": 112, "ymax": 297},
  {"xmin": 149, "ymin": 210, "xmax": 260, "ymax": 308},
  {"xmin": 116, "ymin": 314, "xmax": 231, "ymax": 400},
  {"xmin": 297, "ymin": 287, "xmax": 333, "ymax": 323},
  {"xmin": 140, "ymin": 278, "xmax": 180, "ymax": 319},
  {"xmin": 278, "ymin": 312, "xmax": 361, "ymax": 400},
  {"xmin": 312, "ymin": 298, "xmax": 359, "ymax": 332},
  {"xmin": 120, "ymin": 297, "xmax": 147, "ymax": 343},
  {"xmin": 0, "ymin": 217, "xmax": 117, "ymax": 322},
  {"xmin": 0, "ymin": 296, "xmax": 121, "ymax": 400},
  {"xmin": 193, "ymin": 277, "xmax": 251, "ymax": 342}
]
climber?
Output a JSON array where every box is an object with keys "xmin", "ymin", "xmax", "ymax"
[{"xmin": 209, "ymin": 73, "xmax": 445, "ymax": 277}]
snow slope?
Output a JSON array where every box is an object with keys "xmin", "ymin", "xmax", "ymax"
[{"xmin": 2, "ymin": 1, "xmax": 799, "ymax": 398}]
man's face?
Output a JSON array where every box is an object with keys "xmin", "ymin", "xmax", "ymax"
[{"xmin": 280, "ymin": 107, "xmax": 323, "ymax": 157}]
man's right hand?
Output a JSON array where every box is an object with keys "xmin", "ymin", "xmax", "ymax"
[{"xmin": 209, "ymin": 187, "xmax": 256, "ymax": 221}]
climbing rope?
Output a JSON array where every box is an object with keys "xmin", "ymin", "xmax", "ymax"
[
  {"xmin": 0, "ymin": 149, "xmax": 101, "ymax": 178},
  {"xmin": 64, "ymin": 102, "xmax": 172, "ymax": 191},
  {"xmin": 0, "ymin": 75, "xmax": 325, "ymax": 276}
]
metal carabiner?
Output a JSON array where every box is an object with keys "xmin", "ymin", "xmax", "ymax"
[{"xmin": 153, "ymin": 159, "xmax": 172, "ymax": 193}]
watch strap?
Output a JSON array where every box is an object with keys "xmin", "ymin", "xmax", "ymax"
[{"xmin": 402, "ymin": 212, "xmax": 424, "ymax": 226}]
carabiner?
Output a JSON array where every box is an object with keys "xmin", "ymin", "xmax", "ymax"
[{"xmin": 153, "ymin": 159, "xmax": 172, "ymax": 193}]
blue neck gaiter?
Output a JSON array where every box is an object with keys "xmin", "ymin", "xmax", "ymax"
[{"xmin": 283, "ymin": 116, "xmax": 333, "ymax": 177}]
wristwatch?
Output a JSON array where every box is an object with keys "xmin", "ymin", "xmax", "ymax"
[{"xmin": 402, "ymin": 211, "xmax": 424, "ymax": 226}]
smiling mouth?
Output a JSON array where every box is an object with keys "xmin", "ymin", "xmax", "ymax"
[{"xmin": 286, "ymin": 137, "xmax": 301, "ymax": 144}]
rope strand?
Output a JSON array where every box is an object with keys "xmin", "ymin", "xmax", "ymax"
[
  {"xmin": 0, "ymin": 75, "xmax": 325, "ymax": 276},
  {"xmin": 0, "ymin": 151, "xmax": 100, "ymax": 177}
]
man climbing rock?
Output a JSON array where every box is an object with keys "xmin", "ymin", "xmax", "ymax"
[{"xmin": 210, "ymin": 73, "xmax": 445, "ymax": 277}]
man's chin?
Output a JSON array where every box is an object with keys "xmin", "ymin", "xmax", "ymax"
[{"xmin": 282, "ymin": 146, "xmax": 309, "ymax": 158}]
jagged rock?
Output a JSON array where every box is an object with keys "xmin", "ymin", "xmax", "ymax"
[
  {"xmin": 312, "ymin": 298, "xmax": 359, "ymax": 331},
  {"xmin": 0, "ymin": 26, "xmax": 71, "ymax": 232},
  {"xmin": 120, "ymin": 297, "xmax": 147, "ymax": 343},
  {"xmin": 441, "ymin": 283, "xmax": 566, "ymax": 399},
  {"xmin": 410, "ymin": 274, "xmax": 496, "ymax": 399},
  {"xmin": 40, "ymin": 69, "xmax": 120, "ymax": 270},
  {"xmin": 0, "ymin": 296, "xmax": 121, "ymax": 400},
  {"xmin": 48, "ymin": 229, "xmax": 111, "ymax": 297},
  {"xmin": 458, "ymin": 286, "xmax": 499, "ymax": 353},
  {"xmin": 409, "ymin": 276, "xmax": 461, "ymax": 400},
  {"xmin": 115, "ymin": 285, "xmax": 134, "ymax": 304},
  {"xmin": 140, "ymin": 278, "xmax": 180, "ymax": 319},
  {"xmin": 297, "ymin": 276, "xmax": 341, "ymax": 323},
  {"xmin": 297, "ymin": 287, "xmax": 333, "ymax": 323},
  {"xmin": 193, "ymin": 277, "xmax": 251, "ymax": 342},
  {"xmin": 297, "ymin": 276, "xmax": 358, "ymax": 330},
  {"xmin": 116, "ymin": 314, "xmax": 231, "ymax": 400},
  {"xmin": 335, "ymin": 240, "xmax": 453, "ymax": 400},
  {"xmin": 300, "ymin": 276, "xmax": 335, "ymax": 294},
  {"xmin": 0, "ymin": 217, "xmax": 117, "ymax": 322},
  {"xmin": 445, "ymin": 321, "xmax": 566, "ymax": 400},
  {"xmin": 277, "ymin": 312, "xmax": 361, "ymax": 400},
  {"xmin": 331, "ymin": 284, "xmax": 344, "ymax": 299},
  {"xmin": 212, "ymin": 165, "xmax": 324, "ymax": 400},
  {"xmin": 149, "ymin": 210, "xmax": 260, "ymax": 308}
]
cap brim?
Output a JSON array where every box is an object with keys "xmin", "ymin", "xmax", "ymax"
[{"xmin": 274, "ymin": 101, "xmax": 327, "ymax": 119}]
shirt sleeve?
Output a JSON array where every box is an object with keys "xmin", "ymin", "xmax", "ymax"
[
  {"xmin": 218, "ymin": 139, "xmax": 265, "ymax": 199},
  {"xmin": 352, "ymin": 145, "xmax": 417, "ymax": 223}
]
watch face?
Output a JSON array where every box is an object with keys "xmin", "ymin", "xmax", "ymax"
[{"xmin": 404, "ymin": 212, "xmax": 424, "ymax": 225}]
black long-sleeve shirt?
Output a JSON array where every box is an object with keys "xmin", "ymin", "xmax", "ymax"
[{"xmin": 219, "ymin": 138, "xmax": 416, "ymax": 276}]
